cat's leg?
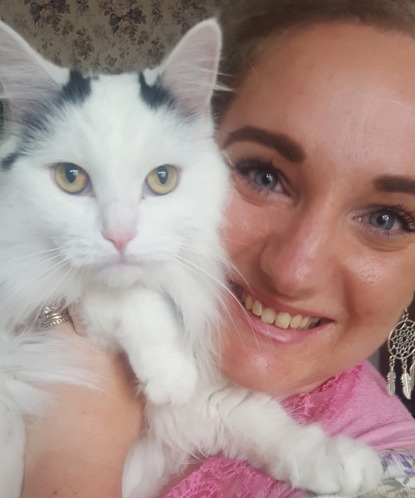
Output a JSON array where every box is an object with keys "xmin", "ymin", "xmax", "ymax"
[
  {"xmin": 82, "ymin": 287, "xmax": 198, "ymax": 405},
  {"xmin": 209, "ymin": 387, "xmax": 382, "ymax": 496},
  {"xmin": 0, "ymin": 401, "xmax": 25, "ymax": 498},
  {"xmin": 122, "ymin": 289, "xmax": 198, "ymax": 405}
]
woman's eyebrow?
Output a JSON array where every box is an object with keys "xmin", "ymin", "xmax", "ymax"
[
  {"xmin": 223, "ymin": 126, "xmax": 305, "ymax": 163},
  {"xmin": 374, "ymin": 175, "xmax": 415, "ymax": 195}
]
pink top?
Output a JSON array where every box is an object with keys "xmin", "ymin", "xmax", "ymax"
[{"xmin": 165, "ymin": 361, "xmax": 415, "ymax": 497}]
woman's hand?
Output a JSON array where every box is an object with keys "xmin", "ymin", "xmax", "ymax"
[{"xmin": 22, "ymin": 321, "xmax": 143, "ymax": 498}]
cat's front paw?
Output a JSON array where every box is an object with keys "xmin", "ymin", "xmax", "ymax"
[
  {"xmin": 287, "ymin": 434, "xmax": 382, "ymax": 496},
  {"xmin": 143, "ymin": 357, "xmax": 198, "ymax": 405}
]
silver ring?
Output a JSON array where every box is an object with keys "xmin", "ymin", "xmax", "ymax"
[{"xmin": 38, "ymin": 305, "xmax": 71, "ymax": 330}]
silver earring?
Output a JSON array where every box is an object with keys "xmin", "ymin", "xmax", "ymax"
[{"xmin": 387, "ymin": 309, "xmax": 415, "ymax": 400}]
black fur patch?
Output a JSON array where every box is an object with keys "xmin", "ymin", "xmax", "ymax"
[
  {"xmin": 1, "ymin": 72, "xmax": 91, "ymax": 171},
  {"xmin": 2, "ymin": 151, "xmax": 21, "ymax": 170},
  {"xmin": 139, "ymin": 72, "xmax": 175, "ymax": 110},
  {"xmin": 60, "ymin": 70, "xmax": 92, "ymax": 105}
]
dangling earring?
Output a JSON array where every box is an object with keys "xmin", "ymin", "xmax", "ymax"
[{"xmin": 387, "ymin": 309, "xmax": 415, "ymax": 400}]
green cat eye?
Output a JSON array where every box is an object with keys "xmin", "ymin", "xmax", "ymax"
[
  {"xmin": 54, "ymin": 162, "xmax": 89, "ymax": 194},
  {"xmin": 146, "ymin": 165, "xmax": 178, "ymax": 195}
]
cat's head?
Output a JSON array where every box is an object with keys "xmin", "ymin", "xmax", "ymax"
[{"xmin": 0, "ymin": 20, "xmax": 228, "ymax": 310}]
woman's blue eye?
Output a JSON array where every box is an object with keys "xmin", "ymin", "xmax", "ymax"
[
  {"xmin": 233, "ymin": 159, "xmax": 285, "ymax": 195},
  {"xmin": 366, "ymin": 205, "xmax": 415, "ymax": 235},
  {"xmin": 369, "ymin": 210, "xmax": 397, "ymax": 230},
  {"xmin": 253, "ymin": 170, "xmax": 278, "ymax": 190}
]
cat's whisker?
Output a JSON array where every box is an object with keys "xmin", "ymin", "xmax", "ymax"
[
  {"xmin": 27, "ymin": 246, "xmax": 61, "ymax": 256},
  {"xmin": 0, "ymin": 255, "xmax": 73, "ymax": 322},
  {"xmin": 178, "ymin": 244, "xmax": 231, "ymax": 267},
  {"xmin": 0, "ymin": 251, "xmax": 61, "ymax": 272},
  {"xmin": 218, "ymin": 235, "xmax": 256, "ymax": 250},
  {"xmin": 163, "ymin": 242, "xmax": 254, "ymax": 303},
  {"xmin": 173, "ymin": 247, "xmax": 254, "ymax": 318},
  {"xmin": 171, "ymin": 253, "xmax": 226, "ymax": 292},
  {"xmin": 178, "ymin": 239, "xmax": 258, "ymax": 292},
  {"xmin": 39, "ymin": 255, "xmax": 82, "ymax": 305},
  {"xmin": 0, "ymin": 253, "xmax": 67, "ymax": 297},
  {"xmin": 171, "ymin": 253, "xmax": 255, "ymax": 346},
  {"xmin": 183, "ymin": 247, "xmax": 253, "ymax": 298},
  {"xmin": 0, "ymin": 251, "xmax": 63, "ymax": 282}
]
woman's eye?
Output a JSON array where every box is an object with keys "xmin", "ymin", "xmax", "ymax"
[
  {"xmin": 252, "ymin": 170, "xmax": 279, "ymax": 190},
  {"xmin": 54, "ymin": 162, "xmax": 89, "ymax": 194},
  {"xmin": 369, "ymin": 210, "xmax": 398, "ymax": 231},
  {"xmin": 146, "ymin": 165, "xmax": 178, "ymax": 195},
  {"xmin": 361, "ymin": 205, "xmax": 415, "ymax": 236},
  {"xmin": 233, "ymin": 159, "xmax": 285, "ymax": 194}
]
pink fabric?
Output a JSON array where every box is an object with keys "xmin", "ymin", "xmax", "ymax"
[
  {"xmin": 164, "ymin": 457, "xmax": 303, "ymax": 498},
  {"xmin": 284, "ymin": 362, "xmax": 415, "ymax": 450},
  {"xmin": 165, "ymin": 362, "xmax": 415, "ymax": 497}
]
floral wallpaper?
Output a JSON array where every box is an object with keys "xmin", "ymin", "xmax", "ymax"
[{"xmin": 0, "ymin": 0, "xmax": 232, "ymax": 72}]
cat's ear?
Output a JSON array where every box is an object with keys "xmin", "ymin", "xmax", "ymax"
[
  {"xmin": 152, "ymin": 19, "xmax": 222, "ymax": 115},
  {"xmin": 0, "ymin": 21, "xmax": 68, "ymax": 122}
]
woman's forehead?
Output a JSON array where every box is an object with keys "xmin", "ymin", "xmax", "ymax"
[
  {"xmin": 251, "ymin": 22, "xmax": 415, "ymax": 88},
  {"xmin": 221, "ymin": 22, "xmax": 415, "ymax": 172}
]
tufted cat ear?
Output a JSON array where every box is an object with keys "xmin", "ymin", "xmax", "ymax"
[
  {"xmin": 0, "ymin": 20, "xmax": 69, "ymax": 123},
  {"xmin": 149, "ymin": 19, "xmax": 222, "ymax": 116}
]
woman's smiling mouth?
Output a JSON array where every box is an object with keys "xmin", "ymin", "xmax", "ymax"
[{"xmin": 230, "ymin": 281, "xmax": 328, "ymax": 343}]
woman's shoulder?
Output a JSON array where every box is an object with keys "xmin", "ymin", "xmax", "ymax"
[
  {"xmin": 284, "ymin": 362, "xmax": 415, "ymax": 451},
  {"xmin": 344, "ymin": 362, "xmax": 415, "ymax": 451}
]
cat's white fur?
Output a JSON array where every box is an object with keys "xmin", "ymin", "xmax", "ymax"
[{"xmin": 0, "ymin": 19, "xmax": 382, "ymax": 498}]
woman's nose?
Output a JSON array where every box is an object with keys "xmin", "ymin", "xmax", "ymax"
[{"xmin": 259, "ymin": 209, "xmax": 339, "ymax": 299}]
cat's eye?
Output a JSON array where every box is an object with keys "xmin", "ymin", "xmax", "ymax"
[
  {"xmin": 54, "ymin": 162, "xmax": 89, "ymax": 194},
  {"xmin": 146, "ymin": 165, "xmax": 178, "ymax": 195}
]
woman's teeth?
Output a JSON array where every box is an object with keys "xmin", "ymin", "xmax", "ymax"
[{"xmin": 242, "ymin": 293, "xmax": 320, "ymax": 330}]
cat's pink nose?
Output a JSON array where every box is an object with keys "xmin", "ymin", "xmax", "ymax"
[{"xmin": 103, "ymin": 230, "xmax": 136, "ymax": 253}]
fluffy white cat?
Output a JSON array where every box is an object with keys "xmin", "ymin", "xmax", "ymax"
[{"xmin": 0, "ymin": 19, "xmax": 382, "ymax": 498}]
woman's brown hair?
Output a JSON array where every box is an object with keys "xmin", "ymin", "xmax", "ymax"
[{"xmin": 216, "ymin": 0, "xmax": 415, "ymax": 116}]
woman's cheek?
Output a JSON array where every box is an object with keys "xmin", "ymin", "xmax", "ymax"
[{"xmin": 224, "ymin": 192, "xmax": 269, "ymax": 257}]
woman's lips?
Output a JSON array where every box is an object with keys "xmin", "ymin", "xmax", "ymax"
[{"xmin": 231, "ymin": 282, "xmax": 329, "ymax": 344}]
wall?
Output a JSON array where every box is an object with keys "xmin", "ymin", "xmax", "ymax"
[{"xmin": 0, "ymin": 0, "xmax": 231, "ymax": 71}]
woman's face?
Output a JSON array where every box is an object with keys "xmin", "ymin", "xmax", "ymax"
[{"xmin": 218, "ymin": 22, "xmax": 415, "ymax": 398}]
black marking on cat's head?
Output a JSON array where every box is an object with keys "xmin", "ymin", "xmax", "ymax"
[
  {"xmin": 2, "ymin": 71, "xmax": 92, "ymax": 170},
  {"xmin": 138, "ymin": 72, "xmax": 175, "ymax": 111},
  {"xmin": 2, "ymin": 151, "xmax": 21, "ymax": 171},
  {"xmin": 59, "ymin": 70, "xmax": 92, "ymax": 106}
]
